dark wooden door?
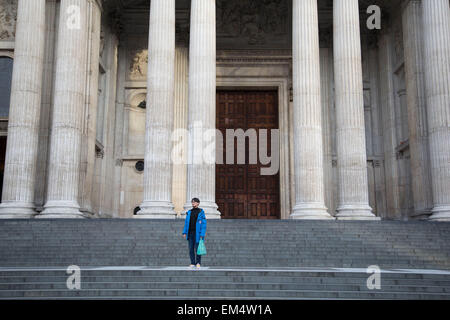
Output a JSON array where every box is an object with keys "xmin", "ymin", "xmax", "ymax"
[{"xmin": 216, "ymin": 91, "xmax": 280, "ymax": 219}]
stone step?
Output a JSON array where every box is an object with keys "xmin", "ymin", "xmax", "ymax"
[
  {"xmin": 2, "ymin": 274, "xmax": 450, "ymax": 285},
  {"xmin": 2, "ymin": 282, "xmax": 450, "ymax": 293},
  {"xmin": 1, "ymin": 269, "xmax": 449, "ymax": 279},
  {"xmin": 0, "ymin": 259, "xmax": 441, "ymax": 265},
  {"xmin": 0, "ymin": 219, "xmax": 449, "ymax": 299},
  {"xmin": 0, "ymin": 260, "xmax": 445, "ymax": 267},
  {"xmin": 1, "ymin": 288, "xmax": 449, "ymax": 300}
]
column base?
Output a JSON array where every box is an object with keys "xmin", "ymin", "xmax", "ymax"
[
  {"xmin": 335, "ymin": 204, "xmax": 380, "ymax": 220},
  {"xmin": 37, "ymin": 200, "xmax": 85, "ymax": 219},
  {"xmin": 80, "ymin": 203, "xmax": 96, "ymax": 217},
  {"xmin": 134, "ymin": 201, "xmax": 176, "ymax": 219},
  {"xmin": 410, "ymin": 208, "xmax": 433, "ymax": 220},
  {"xmin": 428, "ymin": 206, "xmax": 450, "ymax": 222},
  {"xmin": 182, "ymin": 201, "xmax": 221, "ymax": 219},
  {"xmin": 290, "ymin": 203, "xmax": 334, "ymax": 220},
  {"xmin": 0, "ymin": 202, "xmax": 36, "ymax": 218}
]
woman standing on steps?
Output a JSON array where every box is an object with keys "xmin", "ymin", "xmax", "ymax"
[{"xmin": 182, "ymin": 198, "xmax": 207, "ymax": 269}]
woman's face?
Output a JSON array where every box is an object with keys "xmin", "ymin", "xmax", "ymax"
[{"xmin": 192, "ymin": 201, "xmax": 199, "ymax": 208}]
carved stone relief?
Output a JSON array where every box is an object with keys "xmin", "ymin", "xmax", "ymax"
[
  {"xmin": 0, "ymin": 0, "xmax": 17, "ymax": 41},
  {"xmin": 216, "ymin": 0, "xmax": 290, "ymax": 49},
  {"xmin": 128, "ymin": 48, "xmax": 148, "ymax": 80}
]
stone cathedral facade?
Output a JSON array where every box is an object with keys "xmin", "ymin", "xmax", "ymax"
[{"xmin": 0, "ymin": 0, "xmax": 448, "ymax": 221}]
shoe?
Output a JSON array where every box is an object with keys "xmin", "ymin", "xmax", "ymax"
[
  {"xmin": 196, "ymin": 264, "xmax": 201, "ymax": 269},
  {"xmin": 189, "ymin": 264, "xmax": 195, "ymax": 268}
]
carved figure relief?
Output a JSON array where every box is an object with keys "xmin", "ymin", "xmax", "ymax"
[
  {"xmin": 217, "ymin": 0, "xmax": 289, "ymax": 47},
  {"xmin": 128, "ymin": 49, "xmax": 148, "ymax": 80},
  {"xmin": 0, "ymin": 0, "xmax": 17, "ymax": 41}
]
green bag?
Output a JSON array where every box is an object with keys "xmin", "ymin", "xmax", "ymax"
[{"xmin": 197, "ymin": 239, "xmax": 207, "ymax": 255}]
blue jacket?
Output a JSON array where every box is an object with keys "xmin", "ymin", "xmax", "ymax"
[{"xmin": 182, "ymin": 208, "xmax": 207, "ymax": 244}]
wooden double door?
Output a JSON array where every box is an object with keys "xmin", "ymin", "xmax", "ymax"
[{"xmin": 216, "ymin": 90, "xmax": 280, "ymax": 219}]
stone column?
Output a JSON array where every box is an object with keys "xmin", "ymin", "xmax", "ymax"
[
  {"xmin": 34, "ymin": 0, "xmax": 58, "ymax": 212},
  {"xmin": 333, "ymin": 0, "xmax": 378, "ymax": 220},
  {"xmin": 0, "ymin": 0, "xmax": 46, "ymax": 218},
  {"xmin": 320, "ymin": 47, "xmax": 335, "ymax": 215},
  {"xmin": 402, "ymin": 0, "xmax": 433, "ymax": 219},
  {"xmin": 80, "ymin": 0, "xmax": 102, "ymax": 215},
  {"xmin": 290, "ymin": 0, "xmax": 333, "ymax": 219},
  {"xmin": 183, "ymin": 0, "xmax": 220, "ymax": 218},
  {"xmin": 38, "ymin": 0, "xmax": 89, "ymax": 218},
  {"xmin": 378, "ymin": 33, "xmax": 401, "ymax": 219},
  {"xmin": 422, "ymin": 0, "xmax": 450, "ymax": 221},
  {"xmin": 136, "ymin": 0, "xmax": 176, "ymax": 218},
  {"xmin": 172, "ymin": 46, "xmax": 189, "ymax": 216}
]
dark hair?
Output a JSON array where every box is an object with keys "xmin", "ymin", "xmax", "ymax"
[{"xmin": 191, "ymin": 198, "xmax": 200, "ymax": 203}]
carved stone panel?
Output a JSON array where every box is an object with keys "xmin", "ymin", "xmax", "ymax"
[
  {"xmin": 0, "ymin": 0, "xmax": 17, "ymax": 41},
  {"xmin": 216, "ymin": 0, "xmax": 291, "ymax": 49},
  {"xmin": 127, "ymin": 46, "xmax": 148, "ymax": 81}
]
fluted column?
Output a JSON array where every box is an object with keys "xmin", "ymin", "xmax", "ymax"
[
  {"xmin": 422, "ymin": 0, "xmax": 450, "ymax": 221},
  {"xmin": 34, "ymin": 0, "xmax": 58, "ymax": 211},
  {"xmin": 320, "ymin": 48, "xmax": 335, "ymax": 215},
  {"xmin": 290, "ymin": 0, "xmax": 333, "ymax": 219},
  {"xmin": 0, "ymin": 0, "xmax": 46, "ymax": 218},
  {"xmin": 38, "ymin": 0, "xmax": 89, "ymax": 218},
  {"xmin": 172, "ymin": 47, "xmax": 189, "ymax": 216},
  {"xmin": 402, "ymin": 0, "xmax": 433, "ymax": 218},
  {"xmin": 80, "ymin": 0, "xmax": 102, "ymax": 215},
  {"xmin": 333, "ymin": 0, "xmax": 378, "ymax": 220},
  {"xmin": 136, "ymin": 0, "xmax": 176, "ymax": 218},
  {"xmin": 183, "ymin": 0, "xmax": 220, "ymax": 218}
]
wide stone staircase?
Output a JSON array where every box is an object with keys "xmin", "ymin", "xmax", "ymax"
[{"xmin": 0, "ymin": 219, "xmax": 449, "ymax": 299}]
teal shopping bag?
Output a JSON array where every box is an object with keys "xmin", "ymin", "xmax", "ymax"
[{"xmin": 197, "ymin": 239, "xmax": 207, "ymax": 255}]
